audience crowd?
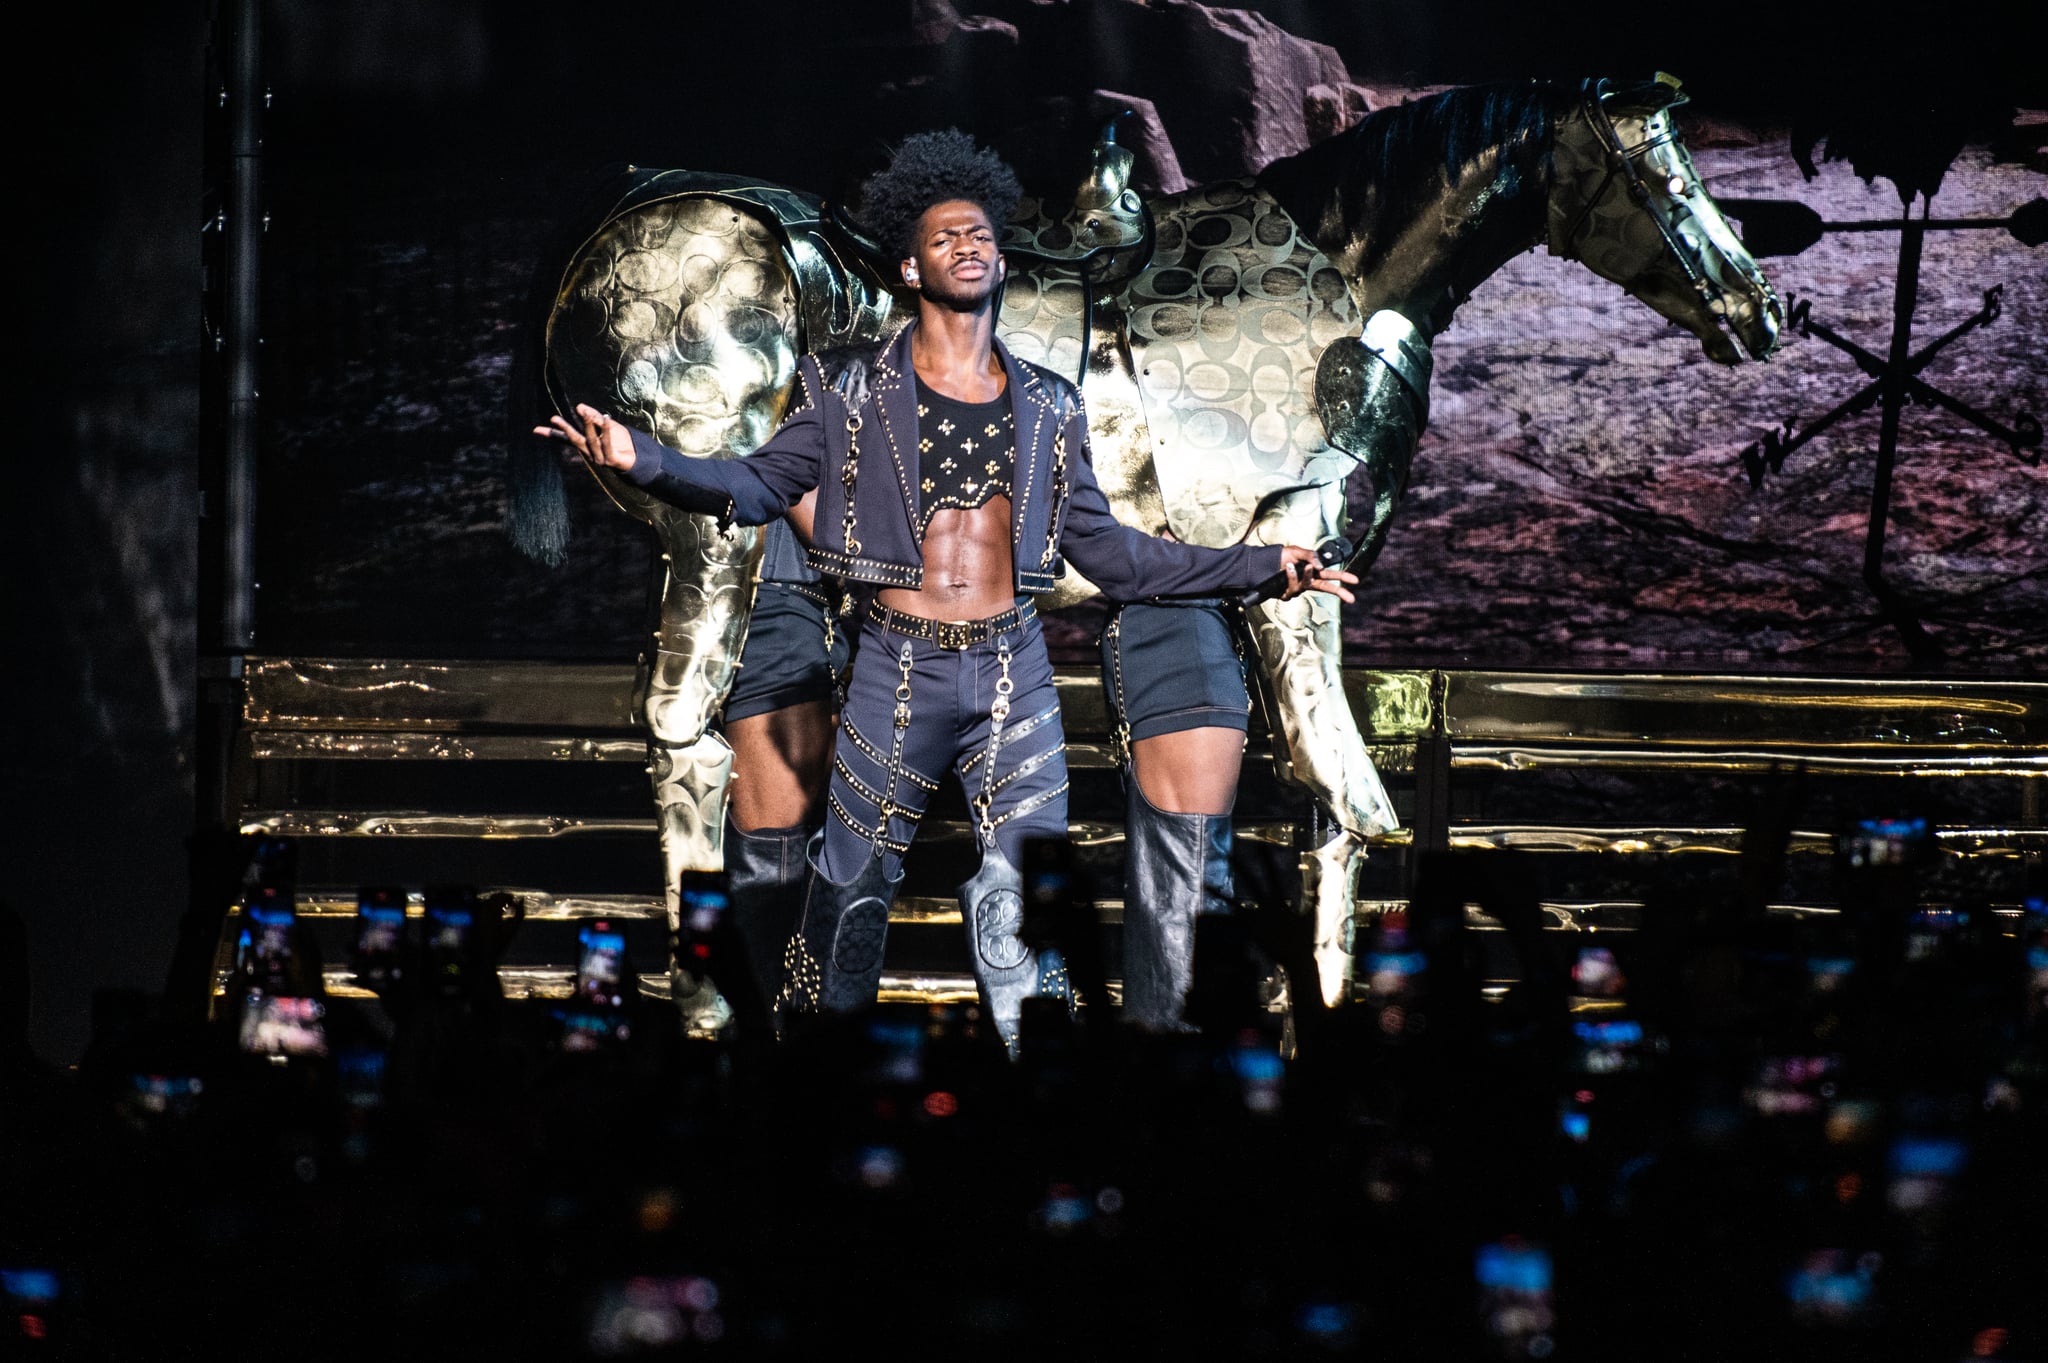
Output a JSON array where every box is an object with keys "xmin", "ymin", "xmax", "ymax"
[{"xmin": 3, "ymin": 809, "xmax": 2044, "ymax": 1361}]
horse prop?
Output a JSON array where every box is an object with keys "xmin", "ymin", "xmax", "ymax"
[{"xmin": 509, "ymin": 75, "xmax": 1782, "ymax": 1012}]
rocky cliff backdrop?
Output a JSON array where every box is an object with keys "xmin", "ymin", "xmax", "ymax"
[
  {"xmin": 13, "ymin": 0, "xmax": 2045, "ymax": 1062},
  {"xmin": 243, "ymin": 0, "xmax": 2045, "ymax": 667}
]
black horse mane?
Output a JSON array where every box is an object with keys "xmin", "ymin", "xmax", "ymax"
[
  {"xmin": 1353, "ymin": 80, "xmax": 1563, "ymax": 185},
  {"xmin": 1260, "ymin": 79, "xmax": 1573, "ymax": 253}
]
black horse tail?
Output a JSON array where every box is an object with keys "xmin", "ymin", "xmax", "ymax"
[
  {"xmin": 502, "ymin": 162, "xmax": 646, "ymax": 566},
  {"xmin": 504, "ymin": 293, "xmax": 569, "ymax": 566}
]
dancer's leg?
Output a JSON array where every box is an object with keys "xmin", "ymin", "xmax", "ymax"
[{"xmin": 1102, "ymin": 601, "xmax": 1250, "ymax": 1031}]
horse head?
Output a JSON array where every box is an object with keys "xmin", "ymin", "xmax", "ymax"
[{"xmin": 1547, "ymin": 75, "xmax": 1782, "ymax": 363}]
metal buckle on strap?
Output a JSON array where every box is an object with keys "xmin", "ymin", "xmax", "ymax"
[{"xmin": 871, "ymin": 600, "xmax": 1033, "ymax": 650}]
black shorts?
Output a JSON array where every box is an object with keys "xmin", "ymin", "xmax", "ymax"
[
  {"xmin": 723, "ymin": 581, "xmax": 849, "ymax": 723},
  {"xmin": 1099, "ymin": 599, "xmax": 1251, "ymax": 742}
]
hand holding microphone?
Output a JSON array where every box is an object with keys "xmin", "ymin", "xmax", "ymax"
[{"xmin": 1242, "ymin": 537, "xmax": 1359, "ymax": 607}]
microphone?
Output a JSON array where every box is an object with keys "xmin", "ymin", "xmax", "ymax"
[{"xmin": 1239, "ymin": 536, "xmax": 1354, "ymax": 607}]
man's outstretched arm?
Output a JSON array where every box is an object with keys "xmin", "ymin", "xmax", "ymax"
[
  {"xmin": 1054, "ymin": 407, "xmax": 1355, "ymax": 603},
  {"xmin": 535, "ymin": 377, "xmax": 824, "ymax": 526}
]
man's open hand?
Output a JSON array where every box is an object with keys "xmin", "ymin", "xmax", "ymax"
[{"xmin": 534, "ymin": 403, "xmax": 637, "ymax": 471}]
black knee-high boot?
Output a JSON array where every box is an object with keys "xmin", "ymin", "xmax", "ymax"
[
  {"xmin": 723, "ymin": 820, "xmax": 812, "ymax": 1025},
  {"xmin": 1120, "ymin": 780, "xmax": 1232, "ymax": 1032},
  {"xmin": 959, "ymin": 846, "xmax": 1073, "ymax": 1057},
  {"xmin": 781, "ymin": 838, "xmax": 902, "ymax": 1017}
]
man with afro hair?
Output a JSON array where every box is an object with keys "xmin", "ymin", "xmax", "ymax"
[
  {"xmin": 854, "ymin": 127, "xmax": 1023, "ymax": 264},
  {"xmin": 543, "ymin": 128, "xmax": 1355, "ymax": 1054}
]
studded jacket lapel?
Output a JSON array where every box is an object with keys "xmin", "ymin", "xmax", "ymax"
[
  {"xmin": 996, "ymin": 335, "xmax": 1054, "ymax": 558},
  {"xmin": 867, "ymin": 323, "xmax": 921, "ymax": 538}
]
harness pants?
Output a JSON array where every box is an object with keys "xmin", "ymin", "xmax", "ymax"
[{"xmin": 785, "ymin": 605, "xmax": 1072, "ymax": 1050}]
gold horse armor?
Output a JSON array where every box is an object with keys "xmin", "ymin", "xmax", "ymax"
[{"xmin": 542, "ymin": 83, "xmax": 1780, "ymax": 1009}]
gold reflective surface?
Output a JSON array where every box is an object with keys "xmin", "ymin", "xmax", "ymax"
[
  {"xmin": 548, "ymin": 191, "xmax": 813, "ymax": 874},
  {"xmin": 535, "ymin": 100, "xmax": 1796, "ymax": 996},
  {"xmin": 239, "ymin": 811, "xmax": 651, "ymax": 838},
  {"xmin": 999, "ymin": 170, "xmax": 1406, "ymax": 969},
  {"xmin": 1300, "ymin": 829, "xmax": 1369, "ymax": 1006},
  {"xmin": 1454, "ymin": 746, "xmax": 2045, "ymax": 778},
  {"xmin": 1440, "ymin": 825, "xmax": 2048, "ymax": 856},
  {"xmin": 1447, "ymin": 672, "xmax": 2048, "ymax": 747},
  {"xmin": 247, "ymin": 731, "xmax": 647, "ymax": 762},
  {"xmin": 1341, "ymin": 670, "xmax": 1437, "ymax": 740},
  {"xmin": 236, "ymin": 658, "xmax": 2043, "ymax": 818},
  {"xmin": 995, "ymin": 250, "xmax": 1092, "ymax": 390},
  {"xmin": 550, "ymin": 147, "xmax": 1404, "ymax": 943},
  {"xmin": 237, "ymin": 659, "xmax": 2040, "ymax": 756},
  {"xmin": 548, "ymin": 192, "xmax": 792, "ymax": 765},
  {"xmin": 243, "ymin": 657, "xmax": 638, "ymax": 728},
  {"xmin": 649, "ymin": 731, "xmax": 734, "ymax": 926},
  {"xmin": 1111, "ymin": 179, "xmax": 1359, "ymax": 552},
  {"xmin": 266, "ymin": 103, "xmax": 1989, "ymax": 1021}
]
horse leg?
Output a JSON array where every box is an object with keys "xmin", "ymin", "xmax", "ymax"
[
  {"xmin": 1314, "ymin": 310, "xmax": 1429, "ymax": 582},
  {"xmin": 1245, "ymin": 490, "xmax": 1399, "ymax": 1008},
  {"xmin": 548, "ymin": 190, "xmax": 810, "ymax": 1031},
  {"xmin": 635, "ymin": 514, "xmax": 762, "ymax": 1037},
  {"xmin": 649, "ymin": 728, "xmax": 737, "ymax": 1034}
]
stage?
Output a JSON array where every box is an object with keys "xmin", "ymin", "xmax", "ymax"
[
  {"xmin": 8, "ymin": 2, "xmax": 2047, "ymax": 1356},
  {"xmin": 210, "ymin": 656, "xmax": 2045, "ymax": 1010}
]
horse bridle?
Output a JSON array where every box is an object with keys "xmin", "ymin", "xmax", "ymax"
[{"xmin": 1551, "ymin": 76, "xmax": 1719, "ymax": 309}]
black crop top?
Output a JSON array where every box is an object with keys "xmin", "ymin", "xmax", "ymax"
[{"xmin": 914, "ymin": 377, "xmax": 1015, "ymax": 537}]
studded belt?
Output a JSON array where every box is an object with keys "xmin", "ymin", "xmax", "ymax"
[{"xmin": 868, "ymin": 599, "xmax": 1036, "ymax": 651}]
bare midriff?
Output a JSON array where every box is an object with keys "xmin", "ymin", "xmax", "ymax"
[
  {"xmin": 878, "ymin": 350, "xmax": 1019, "ymax": 622},
  {"xmin": 877, "ymin": 497, "xmax": 1017, "ymax": 621}
]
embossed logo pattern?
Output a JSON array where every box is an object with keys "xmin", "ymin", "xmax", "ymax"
[
  {"xmin": 831, "ymin": 897, "xmax": 891, "ymax": 974},
  {"xmin": 974, "ymin": 889, "xmax": 1030, "ymax": 972}
]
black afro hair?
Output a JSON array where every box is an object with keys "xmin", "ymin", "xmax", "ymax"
[{"xmin": 858, "ymin": 128, "xmax": 1023, "ymax": 260}]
